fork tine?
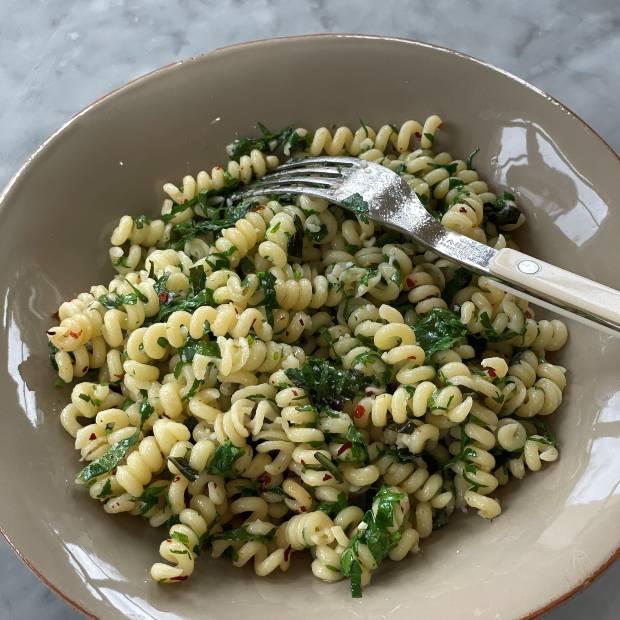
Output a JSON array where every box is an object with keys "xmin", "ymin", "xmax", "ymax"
[
  {"xmin": 245, "ymin": 175, "xmax": 338, "ymax": 190},
  {"xmin": 264, "ymin": 166, "xmax": 343, "ymax": 181},
  {"xmin": 275, "ymin": 156, "xmax": 359, "ymax": 171},
  {"xmin": 234, "ymin": 186, "xmax": 334, "ymax": 202}
]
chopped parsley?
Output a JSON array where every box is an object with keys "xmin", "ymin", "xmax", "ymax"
[
  {"xmin": 341, "ymin": 193, "xmax": 370, "ymax": 224},
  {"xmin": 208, "ymin": 442, "xmax": 245, "ymax": 478},
  {"xmin": 413, "ymin": 308, "xmax": 468, "ymax": 356}
]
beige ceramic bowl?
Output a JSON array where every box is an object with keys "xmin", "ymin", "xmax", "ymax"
[{"xmin": 1, "ymin": 35, "xmax": 618, "ymax": 620}]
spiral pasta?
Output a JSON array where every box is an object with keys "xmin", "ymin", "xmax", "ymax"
[{"xmin": 48, "ymin": 115, "xmax": 568, "ymax": 599}]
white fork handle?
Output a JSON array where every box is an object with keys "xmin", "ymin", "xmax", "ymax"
[{"xmin": 488, "ymin": 248, "xmax": 620, "ymax": 335}]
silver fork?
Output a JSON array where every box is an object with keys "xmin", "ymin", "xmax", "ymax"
[{"xmin": 234, "ymin": 156, "xmax": 620, "ymax": 335}]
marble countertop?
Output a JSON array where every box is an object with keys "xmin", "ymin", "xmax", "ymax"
[{"xmin": 1, "ymin": 0, "xmax": 618, "ymax": 618}]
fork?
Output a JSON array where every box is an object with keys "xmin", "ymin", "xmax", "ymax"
[{"xmin": 233, "ymin": 156, "xmax": 620, "ymax": 335}]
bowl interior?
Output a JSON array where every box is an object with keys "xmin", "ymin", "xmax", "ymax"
[{"xmin": 1, "ymin": 35, "xmax": 619, "ymax": 620}]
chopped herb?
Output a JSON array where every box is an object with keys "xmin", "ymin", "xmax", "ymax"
[
  {"xmin": 317, "ymin": 492, "xmax": 348, "ymax": 518},
  {"xmin": 132, "ymin": 214, "xmax": 150, "ymax": 229},
  {"xmin": 441, "ymin": 268, "xmax": 473, "ymax": 304},
  {"xmin": 135, "ymin": 483, "xmax": 167, "ymax": 515},
  {"xmin": 98, "ymin": 292, "xmax": 138, "ymax": 309},
  {"xmin": 484, "ymin": 191, "xmax": 522, "ymax": 228},
  {"xmin": 206, "ymin": 245, "xmax": 237, "ymax": 270},
  {"xmin": 288, "ymin": 215, "xmax": 304, "ymax": 258},
  {"xmin": 341, "ymin": 193, "xmax": 370, "ymax": 224},
  {"xmin": 413, "ymin": 308, "xmax": 468, "ymax": 356},
  {"xmin": 466, "ymin": 147, "xmax": 480, "ymax": 170},
  {"xmin": 341, "ymin": 487, "xmax": 405, "ymax": 598},
  {"xmin": 122, "ymin": 278, "xmax": 148, "ymax": 303},
  {"xmin": 75, "ymin": 432, "xmax": 140, "ymax": 484},
  {"xmin": 189, "ymin": 265, "xmax": 206, "ymax": 292},
  {"xmin": 208, "ymin": 442, "xmax": 245, "ymax": 478},
  {"xmin": 168, "ymin": 456, "xmax": 198, "ymax": 481},
  {"xmin": 448, "ymin": 177, "xmax": 464, "ymax": 190},
  {"xmin": 171, "ymin": 531, "xmax": 190, "ymax": 547},
  {"xmin": 313, "ymin": 452, "xmax": 343, "ymax": 482},
  {"xmin": 359, "ymin": 268, "xmax": 378, "ymax": 288},
  {"xmin": 179, "ymin": 338, "xmax": 221, "ymax": 364},
  {"xmin": 212, "ymin": 526, "xmax": 275, "ymax": 545},
  {"xmin": 359, "ymin": 119, "xmax": 370, "ymax": 138},
  {"xmin": 423, "ymin": 132, "xmax": 434, "ymax": 144},
  {"xmin": 531, "ymin": 418, "xmax": 557, "ymax": 447},
  {"xmin": 285, "ymin": 358, "xmax": 370, "ymax": 411},
  {"xmin": 157, "ymin": 337, "xmax": 169, "ymax": 348},
  {"xmin": 429, "ymin": 162, "xmax": 458, "ymax": 175},
  {"xmin": 255, "ymin": 271, "xmax": 277, "ymax": 323},
  {"xmin": 227, "ymin": 124, "xmax": 308, "ymax": 160},
  {"xmin": 479, "ymin": 312, "xmax": 526, "ymax": 342},
  {"xmin": 97, "ymin": 478, "xmax": 113, "ymax": 499}
]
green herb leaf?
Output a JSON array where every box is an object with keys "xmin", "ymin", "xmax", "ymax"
[
  {"xmin": 97, "ymin": 478, "xmax": 113, "ymax": 499},
  {"xmin": 179, "ymin": 338, "xmax": 221, "ymax": 364},
  {"xmin": 484, "ymin": 191, "xmax": 522, "ymax": 228},
  {"xmin": 429, "ymin": 162, "xmax": 458, "ymax": 175},
  {"xmin": 75, "ymin": 432, "xmax": 140, "ymax": 484},
  {"xmin": 98, "ymin": 292, "xmax": 138, "ymax": 309},
  {"xmin": 466, "ymin": 147, "xmax": 480, "ymax": 170},
  {"xmin": 342, "ymin": 193, "xmax": 370, "ymax": 224},
  {"xmin": 478, "ymin": 312, "xmax": 526, "ymax": 342},
  {"xmin": 285, "ymin": 358, "xmax": 370, "ymax": 411},
  {"xmin": 212, "ymin": 526, "xmax": 275, "ymax": 544},
  {"xmin": 208, "ymin": 442, "xmax": 245, "ymax": 478},
  {"xmin": 255, "ymin": 271, "xmax": 277, "ymax": 324},
  {"xmin": 413, "ymin": 308, "xmax": 468, "ymax": 356},
  {"xmin": 441, "ymin": 268, "xmax": 473, "ymax": 304},
  {"xmin": 168, "ymin": 456, "xmax": 198, "ymax": 481},
  {"xmin": 227, "ymin": 124, "xmax": 308, "ymax": 160},
  {"xmin": 134, "ymin": 483, "xmax": 167, "ymax": 515},
  {"xmin": 317, "ymin": 492, "xmax": 348, "ymax": 518},
  {"xmin": 314, "ymin": 452, "xmax": 343, "ymax": 482}
]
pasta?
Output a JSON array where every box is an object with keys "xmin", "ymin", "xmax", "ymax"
[{"xmin": 47, "ymin": 117, "xmax": 568, "ymax": 597}]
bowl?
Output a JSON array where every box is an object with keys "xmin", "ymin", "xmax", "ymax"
[{"xmin": 1, "ymin": 34, "xmax": 618, "ymax": 620}]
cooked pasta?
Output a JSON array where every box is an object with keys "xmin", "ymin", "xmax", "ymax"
[{"xmin": 47, "ymin": 117, "xmax": 568, "ymax": 598}]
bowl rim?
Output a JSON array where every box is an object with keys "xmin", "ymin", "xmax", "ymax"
[{"xmin": 0, "ymin": 32, "xmax": 618, "ymax": 620}]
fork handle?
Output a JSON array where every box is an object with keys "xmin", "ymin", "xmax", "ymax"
[{"xmin": 488, "ymin": 248, "xmax": 620, "ymax": 334}]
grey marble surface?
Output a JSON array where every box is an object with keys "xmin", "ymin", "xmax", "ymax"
[{"xmin": 1, "ymin": 0, "xmax": 618, "ymax": 618}]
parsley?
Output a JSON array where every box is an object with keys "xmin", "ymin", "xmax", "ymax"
[
  {"xmin": 255, "ymin": 271, "xmax": 277, "ymax": 323},
  {"xmin": 466, "ymin": 147, "xmax": 480, "ymax": 170},
  {"xmin": 132, "ymin": 214, "xmax": 150, "ymax": 229},
  {"xmin": 285, "ymin": 358, "xmax": 370, "ymax": 411},
  {"xmin": 382, "ymin": 446, "xmax": 415, "ymax": 463},
  {"xmin": 313, "ymin": 452, "xmax": 343, "ymax": 482},
  {"xmin": 341, "ymin": 487, "xmax": 405, "ymax": 598},
  {"xmin": 212, "ymin": 526, "xmax": 276, "ymax": 545},
  {"xmin": 168, "ymin": 456, "xmax": 198, "ymax": 481},
  {"xmin": 171, "ymin": 531, "xmax": 190, "ymax": 547},
  {"xmin": 288, "ymin": 215, "xmax": 305, "ymax": 258},
  {"xmin": 479, "ymin": 312, "xmax": 526, "ymax": 342},
  {"xmin": 178, "ymin": 338, "xmax": 221, "ymax": 364},
  {"xmin": 441, "ymin": 268, "xmax": 473, "ymax": 304},
  {"xmin": 359, "ymin": 268, "xmax": 378, "ymax": 288},
  {"xmin": 75, "ymin": 395, "xmax": 153, "ymax": 484},
  {"xmin": 317, "ymin": 492, "xmax": 348, "ymax": 518},
  {"xmin": 341, "ymin": 193, "xmax": 370, "ymax": 224},
  {"xmin": 148, "ymin": 273, "xmax": 216, "ymax": 324},
  {"xmin": 208, "ymin": 442, "xmax": 245, "ymax": 478},
  {"xmin": 530, "ymin": 418, "xmax": 557, "ymax": 447},
  {"xmin": 413, "ymin": 308, "xmax": 468, "ymax": 356},
  {"xmin": 134, "ymin": 483, "xmax": 167, "ymax": 515},
  {"xmin": 206, "ymin": 245, "xmax": 237, "ymax": 270},
  {"xmin": 97, "ymin": 478, "xmax": 113, "ymax": 499},
  {"xmin": 227, "ymin": 123, "xmax": 308, "ymax": 160},
  {"xmin": 429, "ymin": 162, "xmax": 458, "ymax": 175},
  {"xmin": 484, "ymin": 191, "xmax": 522, "ymax": 228},
  {"xmin": 448, "ymin": 177, "xmax": 464, "ymax": 190},
  {"xmin": 98, "ymin": 292, "xmax": 138, "ymax": 309},
  {"xmin": 423, "ymin": 132, "xmax": 435, "ymax": 144}
]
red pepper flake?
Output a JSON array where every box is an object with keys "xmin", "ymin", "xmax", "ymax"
[
  {"xmin": 299, "ymin": 506, "xmax": 307, "ymax": 512},
  {"xmin": 488, "ymin": 368, "xmax": 497, "ymax": 378},
  {"xmin": 299, "ymin": 318, "xmax": 304, "ymax": 325},
  {"xmin": 408, "ymin": 355, "xmax": 417, "ymax": 360},
  {"xmin": 171, "ymin": 575, "xmax": 188, "ymax": 582},
  {"xmin": 173, "ymin": 476, "xmax": 181, "ymax": 482},
  {"xmin": 292, "ymin": 390, "xmax": 299, "ymax": 396},
  {"xmin": 69, "ymin": 330, "xmax": 81, "ymax": 339},
  {"xmin": 354, "ymin": 405, "xmax": 365, "ymax": 418},
  {"xmin": 322, "ymin": 473, "xmax": 332, "ymax": 481},
  {"xmin": 158, "ymin": 292, "xmax": 169, "ymax": 304},
  {"xmin": 257, "ymin": 473, "xmax": 271, "ymax": 489},
  {"xmin": 111, "ymin": 468, "xmax": 117, "ymax": 475},
  {"xmin": 525, "ymin": 310, "xmax": 532, "ymax": 319},
  {"xmin": 283, "ymin": 545, "xmax": 292, "ymax": 561},
  {"xmin": 300, "ymin": 459, "xmax": 306, "ymax": 465},
  {"xmin": 406, "ymin": 276, "xmax": 416, "ymax": 288},
  {"xmin": 89, "ymin": 433, "xmax": 97, "ymax": 440},
  {"xmin": 415, "ymin": 132, "xmax": 422, "ymax": 139},
  {"xmin": 459, "ymin": 207, "xmax": 467, "ymax": 213},
  {"xmin": 337, "ymin": 441, "xmax": 352, "ymax": 456},
  {"xmin": 114, "ymin": 373, "xmax": 124, "ymax": 379}
]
